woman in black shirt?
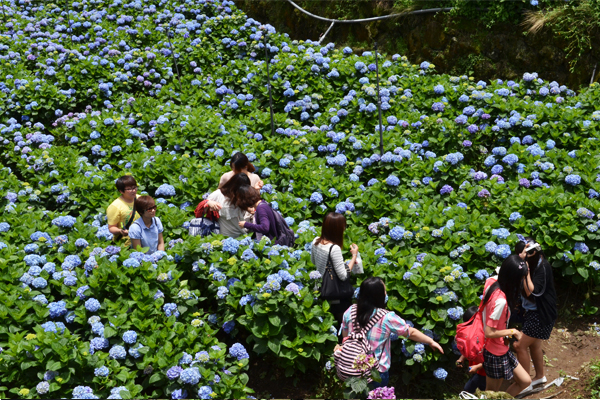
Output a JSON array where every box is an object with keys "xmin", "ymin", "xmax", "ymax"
[{"xmin": 513, "ymin": 240, "xmax": 558, "ymax": 393}]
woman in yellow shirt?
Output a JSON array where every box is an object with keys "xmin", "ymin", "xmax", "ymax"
[{"xmin": 107, "ymin": 175, "xmax": 140, "ymax": 246}]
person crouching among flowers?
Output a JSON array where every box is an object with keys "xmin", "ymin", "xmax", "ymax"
[{"xmin": 129, "ymin": 195, "xmax": 165, "ymax": 254}]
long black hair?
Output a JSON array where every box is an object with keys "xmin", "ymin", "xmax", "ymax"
[
  {"xmin": 356, "ymin": 277, "xmax": 386, "ymax": 329},
  {"xmin": 483, "ymin": 254, "xmax": 528, "ymax": 311},
  {"xmin": 514, "ymin": 241, "xmax": 526, "ymax": 255}
]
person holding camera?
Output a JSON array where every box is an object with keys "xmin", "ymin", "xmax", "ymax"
[{"xmin": 514, "ymin": 240, "xmax": 557, "ymax": 393}]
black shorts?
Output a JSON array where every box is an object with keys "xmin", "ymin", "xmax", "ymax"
[
  {"xmin": 523, "ymin": 310, "xmax": 555, "ymax": 340},
  {"xmin": 328, "ymin": 298, "xmax": 352, "ymax": 323},
  {"xmin": 483, "ymin": 348, "xmax": 519, "ymax": 380}
]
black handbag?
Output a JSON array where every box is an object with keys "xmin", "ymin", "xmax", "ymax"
[{"xmin": 320, "ymin": 245, "xmax": 354, "ymax": 301}]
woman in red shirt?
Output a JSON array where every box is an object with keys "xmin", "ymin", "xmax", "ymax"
[{"xmin": 482, "ymin": 254, "xmax": 532, "ymax": 396}]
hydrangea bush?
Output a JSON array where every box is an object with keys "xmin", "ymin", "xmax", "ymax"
[{"xmin": 1, "ymin": 0, "xmax": 600, "ymax": 397}]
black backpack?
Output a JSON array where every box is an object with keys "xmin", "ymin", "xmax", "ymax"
[{"xmin": 271, "ymin": 209, "xmax": 296, "ymax": 247}]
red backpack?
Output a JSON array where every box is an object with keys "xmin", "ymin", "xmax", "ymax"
[{"xmin": 455, "ymin": 300, "xmax": 486, "ymax": 365}]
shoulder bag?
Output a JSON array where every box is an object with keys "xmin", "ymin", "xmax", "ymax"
[{"xmin": 320, "ymin": 245, "xmax": 354, "ymax": 301}]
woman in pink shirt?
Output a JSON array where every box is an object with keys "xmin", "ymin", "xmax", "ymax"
[{"xmin": 482, "ymin": 255, "xmax": 532, "ymax": 396}]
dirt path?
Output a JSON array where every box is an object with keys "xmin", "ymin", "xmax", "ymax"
[
  {"xmin": 519, "ymin": 317, "xmax": 600, "ymax": 399},
  {"xmin": 244, "ymin": 315, "xmax": 600, "ymax": 399}
]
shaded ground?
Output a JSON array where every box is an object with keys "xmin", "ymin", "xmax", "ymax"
[
  {"xmin": 246, "ymin": 358, "xmax": 320, "ymax": 399},
  {"xmin": 245, "ymin": 313, "xmax": 600, "ymax": 399},
  {"xmin": 519, "ymin": 316, "xmax": 600, "ymax": 400}
]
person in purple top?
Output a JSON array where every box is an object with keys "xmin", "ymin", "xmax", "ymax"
[{"xmin": 236, "ymin": 186, "xmax": 277, "ymax": 241}]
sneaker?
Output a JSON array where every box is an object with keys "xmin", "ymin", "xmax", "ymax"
[
  {"xmin": 532, "ymin": 376, "xmax": 547, "ymax": 386},
  {"xmin": 520, "ymin": 376, "xmax": 547, "ymax": 395}
]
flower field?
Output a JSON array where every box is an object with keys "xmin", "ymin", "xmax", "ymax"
[{"xmin": 1, "ymin": 0, "xmax": 600, "ymax": 398}]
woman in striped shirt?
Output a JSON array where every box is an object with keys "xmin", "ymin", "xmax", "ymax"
[{"xmin": 311, "ymin": 212, "xmax": 359, "ymax": 325}]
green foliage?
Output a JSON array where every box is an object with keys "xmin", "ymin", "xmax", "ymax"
[
  {"xmin": 1, "ymin": 0, "xmax": 600, "ymax": 397},
  {"xmin": 590, "ymin": 359, "xmax": 600, "ymax": 398},
  {"xmin": 527, "ymin": 0, "xmax": 600, "ymax": 73}
]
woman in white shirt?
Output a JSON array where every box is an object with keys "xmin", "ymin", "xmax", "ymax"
[
  {"xmin": 206, "ymin": 173, "xmax": 252, "ymax": 238},
  {"xmin": 219, "ymin": 152, "xmax": 263, "ymax": 190},
  {"xmin": 311, "ymin": 212, "xmax": 359, "ymax": 325}
]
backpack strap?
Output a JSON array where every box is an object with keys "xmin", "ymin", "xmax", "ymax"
[
  {"xmin": 361, "ymin": 308, "xmax": 388, "ymax": 335},
  {"xmin": 350, "ymin": 304, "xmax": 360, "ymax": 332},
  {"xmin": 350, "ymin": 305, "xmax": 388, "ymax": 335}
]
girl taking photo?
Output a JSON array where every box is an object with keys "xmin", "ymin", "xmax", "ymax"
[{"xmin": 514, "ymin": 240, "xmax": 557, "ymax": 393}]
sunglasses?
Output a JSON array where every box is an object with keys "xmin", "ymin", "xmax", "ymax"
[{"xmin": 145, "ymin": 205, "xmax": 157, "ymax": 212}]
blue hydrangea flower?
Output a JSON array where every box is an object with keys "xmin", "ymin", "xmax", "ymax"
[
  {"xmin": 229, "ymin": 343, "xmax": 249, "ymax": 360},
  {"xmin": 386, "ymin": 175, "xmax": 400, "ymax": 186},
  {"xmin": 72, "ymin": 386, "xmax": 97, "ymax": 399},
  {"xmin": 122, "ymin": 330, "xmax": 137, "ymax": 344},
  {"xmin": 36, "ymin": 381, "xmax": 50, "ymax": 394},
  {"xmin": 217, "ymin": 286, "xmax": 229, "ymax": 299},
  {"xmin": 164, "ymin": 303, "xmax": 180, "ymax": 318},
  {"xmin": 309, "ymin": 192, "xmax": 323, "ymax": 204},
  {"xmin": 223, "ymin": 320, "xmax": 235, "ymax": 334},
  {"xmin": 485, "ymin": 241, "xmax": 498, "ymax": 253},
  {"xmin": 475, "ymin": 269, "xmax": 490, "ymax": 280},
  {"xmin": 565, "ymin": 174, "xmax": 581, "ymax": 186},
  {"xmin": 495, "ymin": 244, "xmax": 511, "ymax": 259},
  {"xmin": 509, "ymin": 212, "xmax": 522, "ymax": 222},
  {"xmin": 52, "ymin": 215, "xmax": 77, "ymax": 228},
  {"xmin": 574, "ymin": 242, "xmax": 589, "ymax": 254},
  {"xmin": 32, "ymin": 277, "xmax": 47, "ymax": 289},
  {"xmin": 155, "ymin": 184, "xmax": 176, "ymax": 197},
  {"xmin": 433, "ymin": 367, "xmax": 448, "ymax": 380},
  {"xmin": 447, "ymin": 306, "xmax": 464, "ymax": 320},
  {"xmin": 94, "ymin": 366, "xmax": 109, "ymax": 377},
  {"xmin": 48, "ymin": 301, "xmax": 67, "ymax": 318},
  {"xmin": 167, "ymin": 366, "xmax": 183, "ymax": 380},
  {"xmin": 123, "ymin": 258, "xmax": 140, "ymax": 268},
  {"xmin": 198, "ymin": 386, "xmax": 213, "ymax": 399},
  {"xmin": 85, "ymin": 298, "xmax": 101, "ymax": 313},
  {"xmin": 171, "ymin": 389, "xmax": 187, "ymax": 400},
  {"xmin": 389, "ymin": 226, "xmax": 405, "ymax": 240},
  {"xmin": 222, "ymin": 237, "xmax": 239, "ymax": 254},
  {"xmin": 440, "ymin": 185, "xmax": 453, "ymax": 195},
  {"xmin": 179, "ymin": 367, "xmax": 201, "ymax": 385},
  {"xmin": 109, "ymin": 345, "xmax": 126, "ymax": 359}
]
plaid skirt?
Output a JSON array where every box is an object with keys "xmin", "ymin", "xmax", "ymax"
[
  {"xmin": 523, "ymin": 310, "xmax": 555, "ymax": 340},
  {"xmin": 483, "ymin": 348, "xmax": 519, "ymax": 380}
]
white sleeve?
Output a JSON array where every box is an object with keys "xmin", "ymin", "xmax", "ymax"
[
  {"xmin": 207, "ymin": 190, "xmax": 225, "ymax": 205},
  {"xmin": 331, "ymin": 245, "xmax": 349, "ymax": 281},
  {"xmin": 490, "ymin": 298, "xmax": 506, "ymax": 320}
]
